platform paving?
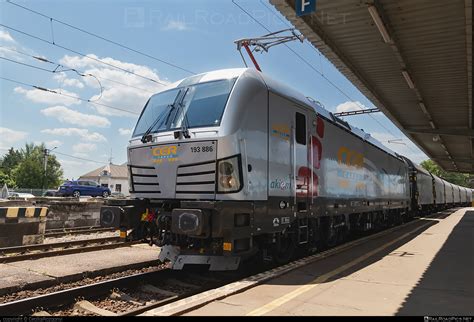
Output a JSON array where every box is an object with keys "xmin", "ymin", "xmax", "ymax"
[
  {"xmin": 179, "ymin": 208, "xmax": 474, "ymax": 316},
  {"xmin": 0, "ymin": 244, "xmax": 160, "ymax": 295}
]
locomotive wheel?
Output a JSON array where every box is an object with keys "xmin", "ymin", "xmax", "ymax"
[{"xmin": 272, "ymin": 234, "xmax": 296, "ymax": 265}]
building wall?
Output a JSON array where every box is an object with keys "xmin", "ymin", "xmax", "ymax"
[{"xmin": 98, "ymin": 177, "xmax": 130, "ymax": 197}]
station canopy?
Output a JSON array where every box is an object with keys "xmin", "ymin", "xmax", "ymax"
[{"xmin": 271, "ymin": 0, "xmax": 472, "ymax": 173}]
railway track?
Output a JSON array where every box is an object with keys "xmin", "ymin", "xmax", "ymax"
[
  {"xmin": 0, "ymin": 267, "xmax": 242, "ymax": 316},
  {"xmin": 44, "ymin": 226, "xmax": 116, "ymax": 238},
  {"xmin": 0, "ymin": 237, "xmax": 135, "ymax": 263},
  {"xmin": 0, "ymin": 209, "xmax": 457, "ymax": 316}
]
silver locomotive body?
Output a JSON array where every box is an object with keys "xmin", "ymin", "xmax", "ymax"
[{"xmin": 101, "ymin": 68, "xmax": 472, "ymax": 270}]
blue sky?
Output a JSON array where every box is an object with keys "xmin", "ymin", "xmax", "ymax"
[{"xmin": 0, "ymin": 0, "xmax": 427, "ymax": 180}]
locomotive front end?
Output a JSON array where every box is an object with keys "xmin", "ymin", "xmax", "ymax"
[
  {"xmin": 127, "ymin": 143, "xmax": 243, "ymax": 270},
  {"xmin": 102, "ymin": 68, "xmax": 268, "ymax": 271}
]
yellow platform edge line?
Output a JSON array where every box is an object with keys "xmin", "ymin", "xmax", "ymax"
[{"xmin": 246, "ymin": 220, "xmax": 433, "ymax": 316}]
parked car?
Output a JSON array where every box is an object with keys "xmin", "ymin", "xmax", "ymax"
[
  {"xmin": 43, "ymin": 189, "xmax": 59, "ymax": 197},
  {"xmin": 8, "ymin": 191, "xmax": 35, "ymax": 199},
  {"xmin": 58, "ymin": 180, "xmax": 111, "ymax": 198}
]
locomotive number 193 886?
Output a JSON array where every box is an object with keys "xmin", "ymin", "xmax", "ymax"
[{"xmin": 190, "ymin": 146, "xmax": 214, "ymax": 153}]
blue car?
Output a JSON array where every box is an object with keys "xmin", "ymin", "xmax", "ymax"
[{"xmin": 59, "ymin": 180, "xmax": 111, "ymax": 198}]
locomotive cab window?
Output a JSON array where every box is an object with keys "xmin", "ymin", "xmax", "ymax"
[
  {"xmin": 132, "ymin": 78, "xmax": 237, "ymax": 137},
  {"xmin": 295, "ymin": 112, "xmax": 306, "ymax": 145}
]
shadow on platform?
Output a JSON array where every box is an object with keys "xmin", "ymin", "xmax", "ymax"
[
  {"xmin": 259, "ymin": 209, "xmax": 467, "ymax": 297},
  {"xmin": 396, "ymin": 210, "xmax": 474, "ymax": 315}
]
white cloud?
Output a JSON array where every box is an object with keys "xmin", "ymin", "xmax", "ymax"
[
  {"xmin": 14, "ymin": 86, "xmax": 81, "ymax": 106},
  {"xmin": 59, "ymin": 54, "xmax": 165, "ymax": 82},
  {"xmin": 41, "ymin": 106, "xmax": 111, "ymax": 128},
  {"xmin": 33, "ymin": 140, "xmax": 64, "ymax": 148},
  {"xmin": 59, "ymin": 54, "xmax": 167, "ymax": 116},
  {"xmin": 0, "ymin": 35, "xmax": 31, "ymax": 62},
  {"xmin": 58, "ymin": 159, "xmax": 103, "ymax": 181},
  {"xmin": 0, "ymin": 46, "xmax": 20, "ymax": 60},
  {"xmin": 73, "ymin": 143, "xmax": 97, "ymax": 154},
  {"xmin": 118, "ymin": 128, "xmax": 132, "ymax": 136},
  {"xmin": 45, "ymin": 140, "xmax": 63, "ymax": 148},
  {"xmin": 162, "ymin": 20, "xmax": 188, "ymax": 31},
  {"xmin": 53, "ymin": 73, "xmax": 84, "ymax": 89},
  {"xmin": 0, "ymin": 127, "xmax": 28, "ymax": 149},
  {"xmin": 335, "ymin": 101, "xmax": 368, "ymax": 113},
  {"xmin": 0, "ymin": 30, "xmax": 15, "ymax": 43},
  {"xmin": 72, "ymin": 152, "xmax": 90, "ymax": 158},
  {"xmin": 59, "ymin": 159, "xmax": 83, "ymax": 166},
  {"xmin": 89, "ymin": 86, "xmax": 152, "ymax": 116},
  {"xmin": 41, "ymin": 128, "xmax": 107, "ymax": 142}
]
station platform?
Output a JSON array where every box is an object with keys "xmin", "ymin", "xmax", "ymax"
[
  {"xmin": 179, "ymin": 208, "xmax": 473, "ymax": 316},
  {"xmin": 0, "ymin": 244, "xmax": 160, "ymax": 295}
]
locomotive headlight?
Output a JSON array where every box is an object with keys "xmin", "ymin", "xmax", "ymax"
[
  {"xmin": 219, "ymin": 161, "xmax": 234, "ymax": 175},
  {"xmin": 219, "ymin": 175, "xmax": 237, "ymax": 189},
  {"xmin": 217, "ymin": 155, "xmax": 242, "ymax": 193}
]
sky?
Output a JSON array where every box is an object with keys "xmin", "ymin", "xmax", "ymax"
[{"xmin": 0, "ymin": 0, "xmax": 428, "ymax": 180}]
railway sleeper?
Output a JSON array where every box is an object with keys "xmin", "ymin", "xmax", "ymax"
[{"xmin": 73, "ymin": 300, "xmax": 117, "ymax": 316}]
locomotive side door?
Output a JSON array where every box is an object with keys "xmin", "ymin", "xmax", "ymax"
[
  {"xmin": 268, "ymin": 92, "xmax": 310, "ymax": 231},
  {"xmin": 292, "ymin": 105, "xmax": 312, "ymax": 246},
  {"xmin": 293, "ymin": 109, "xmax": 311, "ymax": 213},
  {"xmin": 268, "ymin": 92, "xmax": 293, "ymax": 225}
]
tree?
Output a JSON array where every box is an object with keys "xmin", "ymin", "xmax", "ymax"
[
  {"xmin": 1, "ymin": 147, "xmax": 22, "ymax": 172},
  {"xmin": 0, "ymin": 169, "xmax": 16, "ymax": 188},
  {"xmin": 11, "ymin": 143, "xmax": 63, "ymax": 189},
  {"xmin": 420, "ymin": 159, "xmax": 470, "ymax": 187},
  {"xmin": 0, "ymin": 147, "xmax": 23, "ymax": 188}
]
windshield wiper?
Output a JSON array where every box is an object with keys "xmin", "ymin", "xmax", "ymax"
[
  {"xmin": 141, "ymin": 103, "xmax": 175, "ymax": 143},
  {"xmin": 141, "ymin": 90, "xmax": 182, "ymax": 143},
  {"xmin": 181, "ymin": 111, "xmax": 191, "ymax": 139},
  {"xmin": 177, "ymin": 88, "xmax": 191, "ymax": 139}
]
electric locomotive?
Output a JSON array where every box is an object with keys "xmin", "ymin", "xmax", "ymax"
[{"xmin": 100, "ymin": 68, "xmax": 472, "ymax": 271}]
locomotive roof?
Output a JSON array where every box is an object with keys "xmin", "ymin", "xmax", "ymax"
[
  {"xmin": 413, "ymin": 163, "xmax": 431, "ymax": 176},
  {"xmin": 149, "ymin": 68, "xmax": 472, "ymax": 190},
  {"xmin": 160, "ymin": 68, "xmax": 401, "ymax": 161},
  {"xmin": 257, "ymin": 69, "xmax": 403, "ymax": 161}
]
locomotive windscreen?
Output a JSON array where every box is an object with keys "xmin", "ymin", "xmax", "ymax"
[{"xmin": 133, "ymin": 78, "xmax": 237, "ymax": 137}]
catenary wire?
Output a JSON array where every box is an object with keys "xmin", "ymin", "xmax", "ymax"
[
  {"xmin": 0, "ymin": 55, "xmax": 104, "ymax": 102},
  {"xmin": 52, "ymin": 150, "xmax": 109, "ymax": 165},
  {"xmin": 0, "ymin": 76, "xmax": 139, "ymax": 115},
  {"xmin": 6, "ymin": 0, "xmax": 196, "ymax": 75},
  {"xmin": 257, "ymin": 0, "xmax": 421, "ymax": 155},
  {"xmin": 0, "ymin": 46, "xmax": 156, "ymax": 94},
  {"xmin": 0, "ymin": 23, "xmax": 169, "ymax": 86},
  {"xmin": 235, "ymin": 0, "xmax": 419, "ymax": 155},
  {"xmin": 0, "ymin": 144, "xmax": 113, "ymax": 165}
]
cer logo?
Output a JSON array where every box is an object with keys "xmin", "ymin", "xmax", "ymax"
[
  {"xmin": 152, "ymin": 146, "xmax": 177, "ymax": 156},
  {"xmin": 337, "ymin": 146, "xmax": 364, "ymax": 168}
]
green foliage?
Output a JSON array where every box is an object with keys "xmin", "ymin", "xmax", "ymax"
[
  {"xmin": 0, "ymin": 147, "xmax": 22, "ymax": 175},
  {"xmin": 420, "ymin": 159, "xmax": 470, "ymax": 187},
  {"xmin": 0, "ymin": 147, "xmax": 22, "ymax": 188},
  {"xmin": 0, "ymin": 169, "xmax": 16, "ymax": 188},
  {"xmin": 1, "ymin": 143, "xmax": 64, "ymax": 189}
]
